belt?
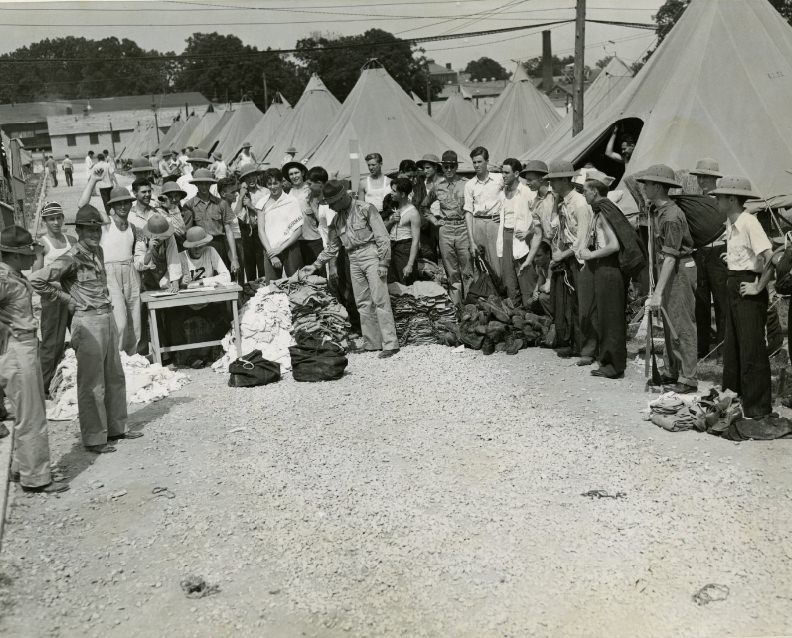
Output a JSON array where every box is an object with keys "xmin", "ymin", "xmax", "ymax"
[
  {"xmin": 10, "ymin": 331, "xmax": 37, "ymax": 342},
  {"xmin": 441, "ymin": 218, "xmax": 466, "ymax": 226},
  {"xmin": 105, "ymin": 258, "xmax": 133, "ymax": 265},
  {"xmin": 728, "ymin": 270, "xmax": 760, "ymax": 277},
  {"xmin": 473, "ymin": 214, "xmax": 498, "ymax": 220},
  {"xmin": 346, "ymin": 242, "xmax": 372, "ymax": 254},
  {"xmin": 74, "ymin": 306, "xmax": 112, "ymax": 317}
]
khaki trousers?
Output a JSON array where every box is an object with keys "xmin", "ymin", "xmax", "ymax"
[
  {"xmin": 106, "ymin": 260, "xmax": 141, "ymax": 355},
  {"xmin": 438, "ymin": 222, "xmax": 474, "ymax": 297},
  {"xmin": 71, "ymin": 311, "xmax": 128, "ymax": 446},
  {"xmin": 472, "ymin": 217, "xmax": 501, "ymax": 277},
  {"xmin": 0, "ymin": 335, "xmax": 52, "ymax": 487},
  {"xmin": 349, "ymin": 244, "xmax": 399, "ymax": 351}
]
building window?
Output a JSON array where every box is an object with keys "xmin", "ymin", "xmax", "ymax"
[
  {"xmin": 111, "ymin": 130, "xmax": 120, "ymax": 143},
  {"xmin": 66, "ymin": 135, "xmax": 76, "ymax": 147},
  {"xmin": 89, "ymin": 132, "xmax": 99, "ymax": 144}
]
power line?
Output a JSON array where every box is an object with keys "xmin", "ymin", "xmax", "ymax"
[
  {"xmin": 0, "ymin": 0, "xmax": 485, "ymax": 9},
  {"xmin": 0, "ymin": 18, "xmax": 575, "ymax": 64}
]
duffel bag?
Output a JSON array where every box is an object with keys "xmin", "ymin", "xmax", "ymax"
[
  {"xmin": 228, "ymin": 350, "xmax": 281, "ymax": 387},
  {"xmin": 289, "ymin": 340, "xmax": 348, "ymax": 382},
  {"xmin": 671, "ymin": 194, "xmax": 726, "ymax": 248}
]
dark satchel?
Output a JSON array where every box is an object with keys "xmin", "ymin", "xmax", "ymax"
[
  {"xmin": 464, "ymin": 256, "xmax": 502, "ymax": 304},
  {"xmin": 774, "ymin": 234, "xmax": 792, "ymax": 295},
  {"xmin": 289, "ymin": 337, "xmax": 348, "ymax": 382},
  {"xmin": 228, "ymin": 350, "xmax": 281, "ymax": 387},
  {"xmin": 671, "ymin": 194, "xmax": 726, "ymax": 248}
]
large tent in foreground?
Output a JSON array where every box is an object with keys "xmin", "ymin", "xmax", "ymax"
[
  {"xmin": 522, "ymin": 56, "xmax": 634, "ymax": 162},
  {"xmin": 524, "ymin": 0, "xmax": 792, "ymax": 198},
  {"xmin": 212, "ymin": 101, "xmax": 264, "ymax": 162},
  {"xmin": 249, "ymin": 93, "xmax": 293, "ymax": 164},
  {"xmin": 118, "ymin": 121, "xmax": 158, "ymax": 160},
  {"xmin": 464, "ymin": 63, "xmax": 561, "ymax": 163},
  {"xmin": 266, "ymin": 75, "xmax": 341, "ymax": 165},
  {"xmin": 434, "ymin": 91, "xmax": 482, "ymax": 142},
  {"xmin": 305, "ymin": 63, "xmax": 473, "ymax": 178}
]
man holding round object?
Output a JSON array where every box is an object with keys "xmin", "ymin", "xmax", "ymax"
[
  {"xmin": 301, "ymin": 181, "xmax": 399, "ymax": 358},
  {"xmin": 134, "ymin": 213, "xmax": 182, "ymax": 293},
  {"xmin": 0, "ymin": 226, "xmax": 68, "ymax": 493},
  {"xmin": 31, "ymin": 206, "xmax": 138, "ymax": 454},
  {"xmin": 235, "ymin": 164, "xmax": 269, "ymax": 281}
]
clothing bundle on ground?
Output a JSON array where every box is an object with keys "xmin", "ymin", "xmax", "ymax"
[
  {"xmin": 275, "ymin": 274, "xmax": 352, "ymax": 348},
  {"xmin": 455, "ymin": 295, "xmax": 553, "ymax": 355},
  {"xmin": 47, "ymin": 349, "xmax": 189, "ymax": 421},
  {"xmin": 289, "ymin": 336, "xmax": 348, "ymax": 382},
  {"xmin": 388, "ymin": 281, "xmax": 458, "ymax": 347},
  {"xmin": 228, "ymin": 350, "xmax": 281, "ymax": 387},
  {"xmin": 213, "ymin": 285, "xmax": 293, "ymax": 374},
  {"xmin": 645, "ymin": 388, "xmax": 792, "ymax": 440}
]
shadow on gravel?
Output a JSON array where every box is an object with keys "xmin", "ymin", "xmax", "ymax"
[{"xmin": 55, "ymin": 396, "xmax": 195, "ymax": 484}]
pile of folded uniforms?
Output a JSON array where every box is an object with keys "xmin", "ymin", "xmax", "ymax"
[
  {"xmin": 276, "ymin": 275, "xmax": 352, "ymax": 348},
  {"xmin": 455, "ymin": 295, "xmax": 552, "ymax": 354},
  {"xmin": 388, "ymin": 281, "xmax": 458, "ymax": 347}
]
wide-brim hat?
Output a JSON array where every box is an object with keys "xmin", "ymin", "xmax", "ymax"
[
  {"xmin": 0, "ymin": 225, "xmax": 43, "ymax": 254},
  {"xmin": 545, "ymin": 159, "xmax": 577, "ymax": 179},
  {"xmin": 282, "ymin": 161, "xmax": 307, "ymax": 179},
  {"xmin": 187, "ymin": 149, "xmax": 212, "ymax": 165},
  {"xmin": 285, "ymin": 146, "xmax": 297, "ymax": 154},
  {"xmin": 709, "ymin": 176, "xmax": 760, "ymax": 199},
  {"xmin": 190, "ymin": 168, "xmax": 217, "ymax": 184},
  {"xmin": 40, "ymin": 201, "xmax": 64, "ymax": 218},
  {"xmin": 689, "ymin": 158, "xmax": 723, "ymax": 178},
  {"xmin": 417, "ymin": 153, "xmax": 441, "ymax": 169},
  {"xmin": 584, "ymin": 168, "xmax": 615, "ymax": 187},
  {"xmin": 107, "ymin": 187, "xmax": 135, "ymax": 205},
  {"xmin": 144, "ymin": 213, "xmax": 176, "ymax": 240},
  {"xmin": 520, "ymin": 160, "xmax": 549, "ymax": 177},
  {"xmin": 241, "ymin": 142, "xmax": 252, "ymax": 150},
  {"xmin": 130, "ymin": 158, "xmax": 153, "ymax": 173},
  {"xmin": 322, "ymin": 180, "xmax": 347, "ymax": 205},
  {"xmin": 160, "ymin": 181, "xmax": 187, "ymax": 199},
  {"xmin": 182, "ymin": 227, "xmax": 213, "ymax": 248},
  {"xmin": 635, "ymin": 164, "xmax": 682, "ymax": 188},
  {"xmin": 239, "ymin": 164, "xmax": 263, "ymax": 181},
  {"xmin": 72, "ymin": 205, "xmax": 109, "ymax": 227}
]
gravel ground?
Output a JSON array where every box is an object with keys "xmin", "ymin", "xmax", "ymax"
[{"xmin": 1, "ymin": 345, "xmax": 791, "ymax": 638}]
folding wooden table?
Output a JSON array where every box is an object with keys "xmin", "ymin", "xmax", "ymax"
[{"xmin": 141, "ymin": 284, "xmax": 243, "ymax": 365}]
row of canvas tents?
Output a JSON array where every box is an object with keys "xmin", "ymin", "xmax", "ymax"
[{"xmin": 119, "ymin": 0, "xmax": 792, "ymax": 203}]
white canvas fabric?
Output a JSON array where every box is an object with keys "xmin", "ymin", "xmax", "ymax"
[
  {"xmin": 464, "ymin": 63, "xmax": 562, "ymax": 162},
  {"xmin": 248, "ymin": 94, "xmax": 293, "ymax": 163},
  {"xmin": 305, "ymin": 65, "xmax": 473, "ymax": 178},
  {"xmin": 522, "ymin": 0, "xmax": 792, "ymax": 198},
  {"xmin": 434, "ymin": 93, "xmax": 482, "ymax": 141},
  {"xmin": 213, "ymin": 102, "xmax": 265, "ymax": 162}
]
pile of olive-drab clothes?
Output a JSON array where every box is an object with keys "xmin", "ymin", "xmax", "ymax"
[
  {"xmin": 48, "ymin": 350, "xmax": 190, "ymax": 421},
  {"xmin": 275, "ymin": 275, "xmax": 352, "ymax": 348},
  {"xmin": 454, "ymin": 295, "xmax": 553, "ymax": 355},
  {"xmin": 388, "ymin": 281, "xmax": 458, "ymax": 347}
]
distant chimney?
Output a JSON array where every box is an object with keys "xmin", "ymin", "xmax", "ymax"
[
  {"xmin": 66, "ymin": 107, "xmax": 72, "ymax": 115},
  {"xmin": 445, "ymin": 63, "xmax": 452, "ymax": 70},
  {"xmin": 542, "ymin": 30, "xmax": 553, "ymax": 92}
]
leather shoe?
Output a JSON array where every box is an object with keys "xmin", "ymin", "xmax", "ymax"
[
  {"xmin": 108, "ymin": 431, "xmax": 144, "ymax": 440},
  {"xmin": 576, "ymin": 357, "xmax": 595, "ymax": 366},
  {"xmin": 378, "ymin": 349, "xmax": 400, "ymax": 359},
  {"xmin": 85, "ymin": 444, "xmax": 117, "ymax": 454},
  {"xmin": 666, "ymin": 382, "xmax": 698, "ymax": 394},
  {"xmin": 22, "ymin": 481, "xmax": 69, "ymax": 494}
]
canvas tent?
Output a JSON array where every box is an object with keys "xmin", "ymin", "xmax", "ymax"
[
  {"xmin": 266, "ymin": 75, "xmax": 341, "ymax": 165},
  {"xmin": 118, "ymin": 121, "xmax": 158, "ymax": 160},
  {"xmin": 434, "ymin": 92, "xmax": 482, "ymax": 141},
  {"xmin": 464, "ymin": 63, "xmax": 561, "ymax": 162},
  {"xmin": 155, "ymin": 117, "xmax": 184, "ymax": 153},
  {"xmin": 165, "ymin": 115, "xmax": 200, "ymax": 152},
  {"xmin": 198, "ymin": 109, "xmax": 233, "ymax": 152},
  {"xmin": 305, "ymin": 64, "xmax": 473, "ymax": 177},
  {"xmin": 523, "ymin": 0, "xmax": 792, "ymax": 198},
  {"xmin": 522, "ymin": 56, "xmax": 634, "ymax": 162},
  {"xmin": 182, "ymin": 109, "xmax": 222, "ymax": 150},
  {"xmin": 248, "ymin": 93, "xmax": 293, "ymax": 163},
  {"xmin": 212, "ymin": 101, "xmax": 264, "ymax": 162}
]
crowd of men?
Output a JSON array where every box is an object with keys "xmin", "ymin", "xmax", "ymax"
[{"xmin": 0, "ymin": 135, "xmax": 784, "ymax": 493}]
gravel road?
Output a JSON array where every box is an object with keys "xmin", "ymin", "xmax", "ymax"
[{"xmin": 1, "ymin": 346, "xmax": 791, "ymax": 638}]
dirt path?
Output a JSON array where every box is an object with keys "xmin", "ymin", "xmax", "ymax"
[{"xmin": 1, "ymin": 346, "xmax": 791, "ymax": 638}]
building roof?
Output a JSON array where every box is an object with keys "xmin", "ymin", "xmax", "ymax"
[
  {"xmin": 0, "ymin": 92, "xmax": 209, "ymax": 125},
  {"xmin": 427, "ymin": 60, "xmax": 453, "ymax": 76},
  {"xmin": 47, "ymin": 107, "xmax": 193, "ymax": 136}
]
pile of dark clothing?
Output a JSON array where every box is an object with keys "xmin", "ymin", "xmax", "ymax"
[
  {"xmin": 388, "ymin": 281, "xmax": 458, "ymax": 347},
  {"xmin": 647, "ymin": 388, "xmax": 792, "ymax": 441},
  {"xmin": 275, "ymin": 276, "xmax": 352, "ymax": 348},
  {"xmin": 455, "ymin": 295, "xmax": 553, "ymax": 355}
]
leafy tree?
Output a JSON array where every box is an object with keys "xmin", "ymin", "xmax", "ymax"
[
  {"xmin": 522, "ymin": 54, "xmax": 575, "ymax": 79},
  {"xmin": 464, "ymin": 57, "xmax": 509, "ymax": 81},
  {"xmin": 172, "ymin": 32, "xmax": 305, "ymax": 108},
  {"xmin": 294, "ymin": 29, "xmax": 433, "ymax": 101}
]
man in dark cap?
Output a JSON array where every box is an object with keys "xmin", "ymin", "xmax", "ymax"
[
  {"xmin": 637, "ymin": 164, "xmax": 698, "ymax": 394},
  {"xmin": 300, "ymin": 181, "xmax": 399, "ymax": 358},
  {"xmin": 0, "ymin": 226, "xmax": 68, "ymax": 493},
  {"xmin": 31, "ymin": 206, "xmax": 139, "ymax": 454},
  {"xmin": 422, "ymin": 150, "xmax": 474, "ymax": 299}
]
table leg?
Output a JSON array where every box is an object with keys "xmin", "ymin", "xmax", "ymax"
[
  {"xmin": 148, "ymin": 307, "xmax": 162, "ymax": 365},
  {"xmin": 232, "ymin": 300, "xmax": 242, "ymax": 358}
]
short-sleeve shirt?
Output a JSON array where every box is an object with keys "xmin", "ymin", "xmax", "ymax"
[
  {"xmin": 653, "ymin": 200, "xmax": 694, "ymax": 260},
  {"xmin": 0, "ymin": 262, "xmax": 38, "ymax": 338},
  {"xmin": 183, "ymin": 194, "xmax": 234, "ymax": 236},
  {"xmin": 725, "ymin": 211, "xmax": 772, "ymax": 272},
  {"xmin": 30, "ymin": 243, "xmax": 111, "ymax": 310}
]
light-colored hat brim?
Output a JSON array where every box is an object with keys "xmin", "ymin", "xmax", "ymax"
[
  {"xmin": 635, "ymin": 175, "xmax": 682, "ymax": 188},
  {"xmin": 545, "ymin": 170, "xmax": 577, "ymax": 179},
  {"xmin": 708, "ymin": 187, "xmax": 760, "ymax": 199},
  {"xmin": 182, "ymin": 235, "xmax": 213, "ymax": 248},
  {"xmin": 146, "ymin": 227, "xmax": 176, "ymax": 240},
  {"xmin": 190, "ymin": 177, "xmax": 217, "ymax": 184},
  {"xmin": 689, "ymin": 169, "xmax": 723, "ymax": 177}
]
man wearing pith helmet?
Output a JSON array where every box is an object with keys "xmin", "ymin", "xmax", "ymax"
[
  {"xmin": 31, "ymin": 206, "xmax": 140, "ymax": 455},
  {"xmin": 636, "ymin": 164, "xmax": 698, "ymax": 394}
]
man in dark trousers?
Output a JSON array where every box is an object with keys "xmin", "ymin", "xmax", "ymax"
[
  {"xmin": 712, "ymin": 176, "xmax": 773, "ymax": 419},
  {"xmin": 688, "ymin": 158, "xmax": 729, "ymax": 359}
]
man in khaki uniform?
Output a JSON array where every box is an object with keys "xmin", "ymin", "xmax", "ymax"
[
  {"xmin": 301, "ymin": 180, "xmax": 399, "ymax": 358},
  {"xmin": 0, "ymin": 226, "xmax": 68, "ymax": 493},
  {"xmin": 31, "ymin": 206, "xmax": 142, "ymax": 454}
]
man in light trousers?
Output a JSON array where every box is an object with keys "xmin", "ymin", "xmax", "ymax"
[
  {"xmin": 301, "ymin": 180, "xmax": 399, "ymax": 358},
  {"xmin": 31, "ymin": 206, "xmax": 142, "ymax": 454}
]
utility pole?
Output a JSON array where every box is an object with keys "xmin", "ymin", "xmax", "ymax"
[
  {"xmin": 572, "ymin": 0, "xmax": 586, "ymax": 136},
  {"xmin": 426, "ymin": 76, "xmax": 432, "ymax": 116},
  {"xmin": 262, "ymin": 72, "xmax": 268, "ymax": 110},
  {"xmin": 109, "ymin": 121, "xmax": 117, "ymax": 158},
  {"xmin": 152, "ymin": 101, "xmax": 160, "ymax": 144},
  {"xmin": 184, "ymin": 102, "xmax": 189, "ymax": 120}
]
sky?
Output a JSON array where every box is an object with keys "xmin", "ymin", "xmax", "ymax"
[{"xmin": 0, "ymin": 0, "xmax": 666, "ymax": 72}]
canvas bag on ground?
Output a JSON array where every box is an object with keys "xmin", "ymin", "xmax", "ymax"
[
  {"xmin": 289, "ymin": 337, "xmax": 348, "ymax": 382},
  {"xmin": 228, "ymin": 350, "xmax": 281, "ymax": 387},
  {"xmin": 464, "ymin": 256, "xmax": 502, "ymax": 304}
]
